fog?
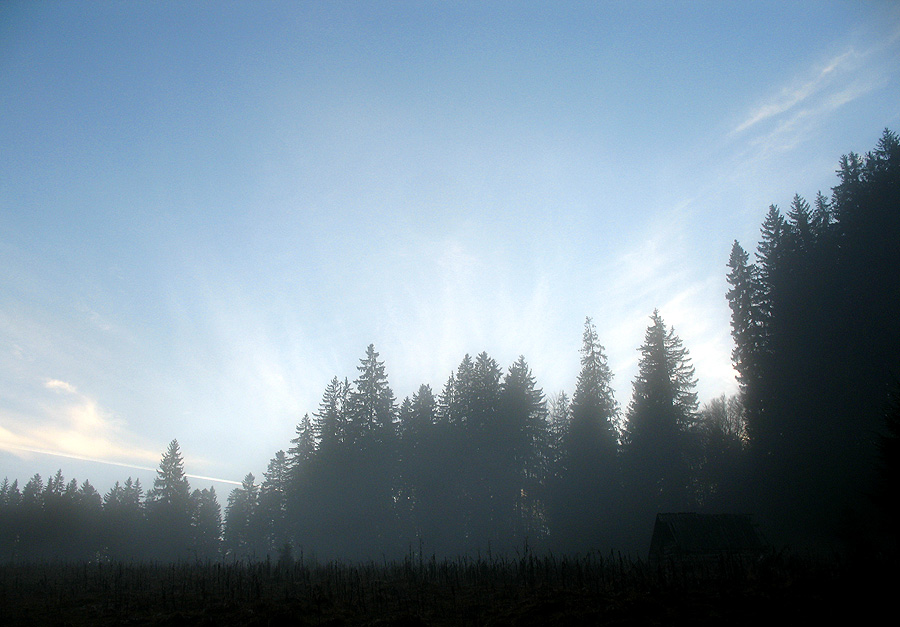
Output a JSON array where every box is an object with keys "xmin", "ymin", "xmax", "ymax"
[{"xmin": 3, "ymin": 130, "xmax": 899, "ymax": 561}]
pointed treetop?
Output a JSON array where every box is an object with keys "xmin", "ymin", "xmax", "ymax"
[
  {"xmin": 628, "ymin": 310, "xmax": 698, "ymax": 422},
  {"xmin": 148, "ymin": 439, "xmax": 191, "ymax": 506}
]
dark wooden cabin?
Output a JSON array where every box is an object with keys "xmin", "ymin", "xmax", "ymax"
[{"xmin": 648, "ymin": 513, "xmax": 768, "ymax": 567}]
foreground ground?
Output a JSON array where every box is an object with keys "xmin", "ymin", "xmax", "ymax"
[{"xmin": 0, "ymin": 551, "xmax": 894, "ymax": 626}]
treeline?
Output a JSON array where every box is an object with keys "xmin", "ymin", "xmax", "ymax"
[
  {"xmin": 224, "ymin": 312, "xmax": 711, "ymax": 560},
  {"xmin": 1, "ymin": 129, "xmax": 898, "ymax": 563},
  {"xmin": 727, "ymin": 128, "xmax": 900, "ymax": 549},
  {"xmin": 0, "ymin": 312, "xmax": 712, "ymax": 561},
  {"xmin": 0, "ymin": 441, "xmax": 221, "ymax": 562}
]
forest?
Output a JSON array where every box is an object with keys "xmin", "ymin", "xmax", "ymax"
[{"xmin": 1, "ymin": 129, "xmax": 898, "ymax": 565}]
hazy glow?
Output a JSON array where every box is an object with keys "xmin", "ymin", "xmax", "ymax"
[
  {"xmin": 0, "ymin": 382, "xmax": 160, "ymax": 468},
  {"xmin": 1, "ymin": 2, "xmax": 898, "ymax": 493}
]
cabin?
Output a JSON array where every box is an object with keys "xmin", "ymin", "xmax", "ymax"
[{"xmin": 648, "ymin": 513, "xmax": 768, "ymax": 569}]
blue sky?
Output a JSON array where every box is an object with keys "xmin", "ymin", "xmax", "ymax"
[{"xmin": 2, "ymin": 1, "xmax": 899, "ymax": 495}]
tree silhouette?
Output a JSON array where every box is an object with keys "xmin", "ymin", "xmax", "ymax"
[
  {"xmin": 313, "ymin": 377, "xmax": 348, "ymax": 453},
  {"xmin": 726, "ymin": 129, "xmax": 900, "ymax": 548},
  {"xmin": 398, "ymin": 384, "xmax": 438, "ymax": 548},
  {"xmin": 257, "ymin": 451, "xmax": 290, "ymax": 555},
  {"xmin": 545, "ymin": 391, "xmax": 570, "ymax": 482},
  {"xmin": 0, "ymin": 478, "xmax": 21, "ymax": 560},
  {"xmin": 695, "ymin": 395, "xmax": 745, "ymax": 512},
  {"xmin": 343, "ymin": 344, "xmax": 401, "ymax": 556},
  {"xmin": 103, "ymin": 477, "xmax": 145, "ymax": 560},
  {"xmin": 191, "ymin": 487, "xmax": 222, "ymax": 560},
  {"xmin": 461, "ymin": 352, "xmax": 504, "ymax": 551},
  {"xmin": 148, "ymin": 440, "xmax": 191, "ymax": 509},
  {"xmin": 495, "ymin": 356, "xmax": 547, "ymax": 547},
  {"xmin": 146, "ymin": 439, "xmax": 193, "ymax": 560},
  {"xmin": 224, "ymin": 473, "xmax": 259, "ymax": 559},
  {"xmin": 623, "ymin": 310, "xmax": 699, "ymax": 545},
  {"xmin": 349, "ymin": 344, "xmax": 397, "ymax": 449},
  {"xmin": 726, "ymin": 241, "xmax": 763, "ymax": 433},
  {"xmin": 551, "ymin": 318, "xmax": 620, "ymax": 552},
  {"xmin": 289, "ymin": 414, "xmax": 315, "ymax": 475}
]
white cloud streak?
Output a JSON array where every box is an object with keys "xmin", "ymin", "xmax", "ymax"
[
  {"xmin": 1, "ymin": 444, "xmax": 241, "ymax": 486},
  {"xmin": 733, "ymin": 48, "xmax": 861, "ymax": 134},
  {"xmin": 731, "ymin": 23, "xmax": 900, "ymax": 160},
  {"xmin": 45, "ymin": 378, "xmax": 77, "ymax": 394},
  {"xmin": 0, "ymin": 379, "xmax": 161, "ymax": 470}
]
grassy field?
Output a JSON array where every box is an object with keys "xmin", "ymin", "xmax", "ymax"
[{"xmin": 0, "ymin": 550, "xmax": 893, "ymax": 626}]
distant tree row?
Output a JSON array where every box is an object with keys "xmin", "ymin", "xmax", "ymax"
[
  {"xmin": 0, "ymin": 440, "xmax": 221, "ymax": 562},
  {"xmin": 222, "ymin": 311, "xmax": 728, "ymax": 560},
  {"xmin": 0, "ymin": 311, "xmax": 717, "ymax": 561},
  {"xmin": 2, "ymin": 129, "xmax": 896, "ymax": 562}
]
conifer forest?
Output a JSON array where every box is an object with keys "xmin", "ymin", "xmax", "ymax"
[{"xmin": 1, "ymin": 130, "xmax": 899, "ymax": 624}]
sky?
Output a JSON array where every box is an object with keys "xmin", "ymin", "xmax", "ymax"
[{"xmin": 2, "ymin": 1, "xmax": 899, "ymax": 497}]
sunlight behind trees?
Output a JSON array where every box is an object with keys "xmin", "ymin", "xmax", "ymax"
[{"xmin": 1, "ymin": 130, "xmax": 898, "ymax": 561}]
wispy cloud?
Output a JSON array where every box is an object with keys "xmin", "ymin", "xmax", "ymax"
[
  {"xmin": 733, "ymin": 48, "xmax": 861, "ymax": 135},
  {"xmin": 590, "ymin": 208, "xmax": 738, "ymax": 406},
  {"xmin": 730, "ymin": 21, "xmax": 900, "ymax": 161},
  {"xmin": 750, "ymin": 78, "xmax": 884, "ymax": 157},
  {"xmin": 75, "ymin": 301, "xmax": 114, "ymax": 333},
  {"xmin": 45, "ymin": 378, "xmax": 77, "ymax": 394},
  {"xmin": 710, "ymin": 26, "xmax": 899, "ymax": 197},
  {"xmin": 0, "ymin": 379, "xmax": 160, "ymax": 469}
]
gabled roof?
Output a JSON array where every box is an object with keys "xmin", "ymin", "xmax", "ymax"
[{"xmin": 649, "ymin": 513, "xmax": 767, "ymax": 558}]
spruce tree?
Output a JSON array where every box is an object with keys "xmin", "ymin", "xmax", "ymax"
[
  {"xmin": 315, "ymin": 344, "xmax": 400, "ymax": 559},
  {"xmin": 498, "ymin": 356, "xmax": 547, "ymax": 546},
  {"xmin": 569, "ymin": 318, "xmax": 618, "ymax": 466},
  {"xmin": 349, "ymin": 344, "xmax": 396, "ymax": 448},
  {"xmin": 146, "ymin": 439, "xmax": 193, "ymax": 560},
  {"xmin": 190, "ymin": 487, "xmax": 222, "ymax": 560},
  {"xmin": 726, "ymin": 241, "xmax": 764, "ymax": 440},
  {"xmin": 623, "ymin": 311, "xmax": 698, "ymax": 525},
  {"xmin": 22, "ymin": 473, "xmax": 43, "ymax": 506},
  {"xmin": 433, "ymin": 363, "xmax": 473, "ymax": 554},
  {"xmin": 463, "ymin": 352, "xmax": 503, "ymax": 550},
  {"xmin": 787, "ymin": 194, "xmax": 814, "ymax": 252},
  {"xmin": 398, "ymin": 384, "xmax": 437, "ymax": 546},
  {"xmin": 257, "ymin": 451, "xmax": 290, "ymax": 554},
  {"xmin": 313, "ymin": 377, "xmax": 348, "ymax": 452},
  {"xmin": 551, "ymin": 318, "xmax": 619, "ymax": 552},
  {"xmin": 148, "ymin": 439, "xmax": 192, "ymax": 509},
  {"xmin": 288, "ymin": 413, "xmax": 316, "ymax": 475},
  {"xmin": 224, "ymin": 473, "xmax": 259, "ymax": 559},
  {"xmin": 546, "ymin": 391, "xmax": 570, "ymax": 480},
  {"xmin": 812, "ymin": 190, "xmax": 834, "ymax": 234}
]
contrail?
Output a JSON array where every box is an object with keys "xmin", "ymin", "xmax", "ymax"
[
  {"xmin": 1, "ymin": 444, "xmax": 241, "ymax": 486},
  {"xmin": 185, "ymin": 473, "xmax": 242, "ymax": 486}
]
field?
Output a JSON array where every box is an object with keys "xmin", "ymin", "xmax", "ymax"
[{"xmin": 0, "ymin": 551, "xmax": 892, "ymax": 626}]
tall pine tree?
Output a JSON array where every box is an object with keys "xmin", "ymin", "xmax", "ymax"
[
  {"xmin": 146, "ymin": 440, "xmax": 193, "ymax": 560},
  {"xmin": 551, "ymin": 318, "xmax": 620, "ymax": 552},
  {"xmin": 623, "ymin": 311, "xmax": 698, "ymax": 544}
]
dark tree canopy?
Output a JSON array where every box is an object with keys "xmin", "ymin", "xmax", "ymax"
[
  {"xmin": 726, "ymin": 128, "xmax": 900, "ymax": 548},
  {"xmin": 3, "ymin": 129, "xmax": 898, "ymax": 562},
  {"xmin": 549, "ymin": 317, "xmax": 620, "ymax": 552},
  {"xmin": 623, "ymin": 310, "xmax": 699, "ymax": 541},
  {"xmin": 1, "ymin": 441, "xmax": 221, "ymax": 562}
]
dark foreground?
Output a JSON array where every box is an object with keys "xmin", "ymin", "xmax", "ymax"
[{"xmin": 0, "ymin": 552, "xmax": 894, "ymax": 626}]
